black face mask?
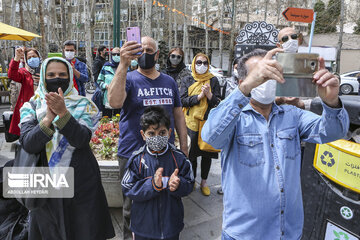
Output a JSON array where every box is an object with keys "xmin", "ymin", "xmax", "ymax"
[
  {"xmin": 45, "ymin": 77, "xmax": 70, "ymax": 93},
  {"xmin": 138, "ymin": 52, "xmax": 157, "ymax": 70}
]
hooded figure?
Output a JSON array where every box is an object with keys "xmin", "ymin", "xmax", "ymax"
[
  {"xmin": 19, "ymin": 57, "xmax": 115, "ymax": 240},
  {"xmin": 163, "ymin": 47, "xmax": 191, "ymax": 89}
]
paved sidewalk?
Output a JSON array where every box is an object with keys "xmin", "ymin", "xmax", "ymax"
[{"xmin": 0, "ymin": 130, "xmax": 224, "ymax": 240}]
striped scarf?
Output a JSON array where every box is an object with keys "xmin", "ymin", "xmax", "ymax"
[{"xmin": 20, "ymin": 57, "xmax": 99, "ymax": 169}]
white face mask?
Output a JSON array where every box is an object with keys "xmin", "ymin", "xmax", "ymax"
[
  {"xmin": 281, "ymin": 39, "xmax": 299, "ymax": 53},
  {"xmin": 64, "ymin": 51, "xmax": 75, "ymax": 60},
  {"xmin": 195, "ymin": 64, "xmax": 208, "ymax": 75},
  {"xmin": 251, "ymin": 80, "xmax": 277, "ymax": 105}
]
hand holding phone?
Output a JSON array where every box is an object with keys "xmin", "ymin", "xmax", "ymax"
[{"xmin": 126, "ymin": 27, "xmax": 142, "ymax": 55}]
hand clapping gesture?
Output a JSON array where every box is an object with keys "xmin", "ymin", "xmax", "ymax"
[
  {"xmin": 168, "ymin": 169, "xmax": 180, "ymax": 192},
  {"xmin": 45, "ymin": 88, "xmax": 68, "ymax": 118}
]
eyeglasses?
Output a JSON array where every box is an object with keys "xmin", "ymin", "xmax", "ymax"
[
  {"xmin": 195, "ymin": 60, "xmax": 208, "ymax": 66},
  {"xmin": 112, "ymin": 53, "xmax": 120, "ymax": 56},
  {"xmin": 281, "ymin": 34, "xmax": 298, "ymax": 43},
  {"xmin": 170, "ymin": 54, "xmax": 182, "ymax": 60}
]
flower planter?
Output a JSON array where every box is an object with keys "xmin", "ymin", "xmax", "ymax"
[
  {"xmin": 91, "ymin": 115, "xmax": 122, "ymax": 207},
  {"xmin": 99, "ymin": 160, "xmax": 123, "ymax": 208}
]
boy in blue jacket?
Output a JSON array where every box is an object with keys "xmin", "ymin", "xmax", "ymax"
[{"xmin": 122, "ymin": 106, "xmax": 194, "ymax": 240}]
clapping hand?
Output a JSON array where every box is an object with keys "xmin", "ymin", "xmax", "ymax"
[
  {"xmin": 168, "ymin": 169, "xmax": 180, "ymax": 192},
  {"xmin": 154, "ymin": 167, "xmax": 164, "ymax": 188},
  {"xmin": 45, "ymin": 88, "xmax": 68, "ymax": 118},
  {"xmin": 202, "ymin": 83, "xmax": 212, "ymax": 100}
]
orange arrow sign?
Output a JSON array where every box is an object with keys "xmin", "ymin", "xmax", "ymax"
[{"xmin": 282, "ymin": 7, "xmax": 314, "ymax": 23}]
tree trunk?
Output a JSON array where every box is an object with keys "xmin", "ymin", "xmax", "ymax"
[
  {"xmin": 168, "ymin": 0, "xmax": 173, "ymax": 50},
  {"xmin": 84, "ymin": 0, "xmax": 93, "ymax": 77},
  {"xmin": 246, "ymin": 0, "xmax": 250, "ymax": 23},
  {"xmin": 182, "ymin": 0, "xmax": 188, "ymax": 63},
  {"xmin": 336, "ymin": 0, "xmax": 344, "ymax": 73},
  {"xmin": 174, "ymin": 0, "xmax": 178, "ymax": 47},
  {"xmin": 10, "ymin": 0, "xmax": 16, "ymax": 26},
  {"xmin": 134, "ymin": 0, "xmax": 139, "ymax": 25},
  {"xmin": 60, "ymin": 0, "xmax": 67, "ymax": 43},
  {"xmin": 128, "ymin": 0, "xmax": 132, "ymax": 27},
  {"xmin": 143, "ymin": 0, "xmax": 152, "ymax": 36},
  {"xmin": 106, "ymin": 0, "xmax": 112, "ymax": 50},
  {"xmin": 219, "ymin": 0, "xmax": 224, "ymax": 69},
  {"xmin": 38, "ymin": 0, "xmax": 48, "ymax": 58},
  {"xmin": 264, "ymin": 0, "xmax": 269, "ymax": 21},
  {"xmin": 156, "ymin": 6, "xmax": 161, "ymax": 39},
  {"xmin": 276, "ymin": 0, "xmax": 282, "ymax": 25},
  {"xmin": 205, "ymin": 0, "xmax": 209, "ymax": 55},
  {"xmin": 228, "ymin": 0, "xmax": 237, "ymax": 74}
]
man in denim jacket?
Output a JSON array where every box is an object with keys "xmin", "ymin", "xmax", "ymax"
[{"xmin": 201, "ymin": 48, "xmax": 349, "ymax": 240}]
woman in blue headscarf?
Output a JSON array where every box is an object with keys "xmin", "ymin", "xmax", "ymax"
[
  {"xmin": 19, "ymin": 57, "xmax": 115, "ymax": 240},
  {"xmin": 97, "ymin": 47, "xmax": 121, "ymax": 117}
]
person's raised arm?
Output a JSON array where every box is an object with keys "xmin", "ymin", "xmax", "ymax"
[
  {"xmin": 8, "ymin": 47, "xmax": 25, "ymax": 83},
  {"xmin": 108, "ymin": 41, "xmax": 142, "ymax": 109},
  {"xmin": 173, "ymin": 107, "xmax": 188, "ymax": 156}
]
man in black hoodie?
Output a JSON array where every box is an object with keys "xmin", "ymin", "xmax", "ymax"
[{"xmin": 92, "ymin": 45, "xmax": 107, "ymax": 87}]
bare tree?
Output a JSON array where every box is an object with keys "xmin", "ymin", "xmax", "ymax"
[
  {"xmin": 228, "ymin": 0, "xmax": 237, "ymax": 74},
  {"xmin": 182, "ymin": 0, "xmax": 188, "ymax": 63},
  {"xmin": 128, "ymin": 0, "xmax": 132, "ymax": 27},
  {"xmin": 60, "ymin": 0, "xmax": 67, "ymax": 43},
  {"xmin": 336, "ymin": 0, "xmax": 345, "ymax": 73},
  {"xmin": 168, "ymin": 0, "xmax": 173, "ymax": 50},
  {"xmin": 205, "ymin": 0, "xmax": 209, "ymax": 55},
  {"xmin": 264, "ymin": 0, "xmax": 269, "ymax": 21},
  {"xmin": 174, "ymin": 0, "xmax": 178, "ymax": 47},
  {"xmin": 84, "ymin": 0, "xmax": 93, "ymax": 76},
  {"xmin": 143, "ymin": 0, "xmax": 152, "ymax": 36},
  {"xmin": 38, "ymin": 0, "xmax": 48, "ymax": 58},
  {"xmin": 219, "ymin": 0, "xmax": 224, "ymax": 69}
]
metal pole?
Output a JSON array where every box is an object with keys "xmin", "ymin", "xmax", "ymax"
[
  {"xmin": 113, "ymin": 0, "xmax": 121, "ymax": 47},
  {"xmin": 113, "ymin": 0, "xmax": 117, "ymax": 47},
  {"xmin": 308, "ymin": 12, "xmax": 316, "ymax": 53}
]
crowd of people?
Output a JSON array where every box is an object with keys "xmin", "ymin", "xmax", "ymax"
[{"xmin": 1, "ymin": 26, "xmax": 350, "ymax": 240}]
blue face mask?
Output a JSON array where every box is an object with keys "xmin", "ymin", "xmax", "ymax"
[
  {"xmin": 27, "ymin": 57, "xmax": 40, "ymax": 69},
  {"xmin": 112, "ymin": 55, "xmax": 120, "ymax": 63}
]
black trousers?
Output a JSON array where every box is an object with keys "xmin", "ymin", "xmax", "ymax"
[
  {"xmin": 190, "ymin": 156, "xmax": 212, "ymax": 180},
  {"xmin": 118, "ymin": 156, "xmax": 133, "ymax": 240}
]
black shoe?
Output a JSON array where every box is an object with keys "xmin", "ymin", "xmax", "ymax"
[{"xmin": 217, "ymin": 187, "xmax": 223, "ymax": 195}]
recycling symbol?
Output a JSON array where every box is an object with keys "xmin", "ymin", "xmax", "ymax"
[
  {"xmin": 333, "ymin": 230, "xmax": 349, "ymax": 240},
  {"xmin": 340, "ymin": 206, "xmax": 353, "ymax": 220},
  {"xmin": 320, "ymin": 151, "xmax": 335, "ymax": 167}
]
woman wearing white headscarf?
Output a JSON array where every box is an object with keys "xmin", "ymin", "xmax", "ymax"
[{"xmin": 19, "ymin": 57, "xmax": 115, "ymax": 240}]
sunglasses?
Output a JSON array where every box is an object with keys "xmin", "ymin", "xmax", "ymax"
[
  {"xmin": 281, "ymin": 34, "xmax": 298, "ymax": 43},
  {"xmin": 112, "ymin": 53, "xmax": 120, "ymax": 56},
  {"xmin": 195, "ymin": 60, "xmax": 208, "ymax": 66},
  {"xmin": 170, "ymin": 54, "xmax": 182, "ymax": 60}
]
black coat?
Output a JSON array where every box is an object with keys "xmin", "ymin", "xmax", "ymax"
[
  {"xmin": 180, "ymin": 75, "xmax": 221, "ymax": 159},
  {"xmin": 93, "ymin": 56, "xmax": 107, "ymax": 82},
  {"xmin": 20, "ymin": 116, "xmax": 115, "ymax": 240}
]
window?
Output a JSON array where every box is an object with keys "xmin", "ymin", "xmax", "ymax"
[{"xmin": 94, "ymin": 30, "xmax": 109, "ymax": 45}]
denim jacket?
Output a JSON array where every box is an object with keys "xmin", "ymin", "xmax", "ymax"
[{"xmin": 201, "ymin": 88, "xmax": 349, "ymax": 240}]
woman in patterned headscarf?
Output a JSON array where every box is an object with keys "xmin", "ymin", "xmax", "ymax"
[{"xmin": 19, "ymin": 57, "xmax": 115, "ymax": 240}]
